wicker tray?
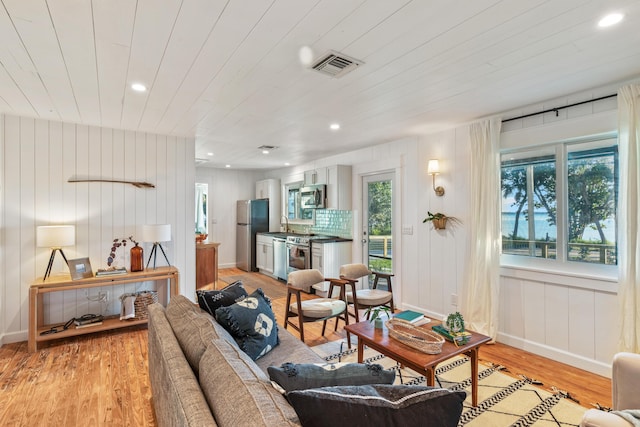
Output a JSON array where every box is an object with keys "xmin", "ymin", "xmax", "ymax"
[{"xmin": 386, "ymin": 318, "xmax": 445, "ymax": 354}]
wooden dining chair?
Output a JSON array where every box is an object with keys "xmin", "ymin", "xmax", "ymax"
[
  {"xmin": 284, "ymin": 269, "xmax": 352, "ymax": 348},
  {"xmin": 339, "ymin": 263, "xmax": 394, "ymax": 323}
]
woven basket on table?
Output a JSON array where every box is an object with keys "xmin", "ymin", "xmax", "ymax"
[
  {"xmin": 134, "ymin": 291, "xmax": 158, "ymax": 320},
  {"xmin": 385, "ymin": 318, "xmax": 445, "ymax": 354}
]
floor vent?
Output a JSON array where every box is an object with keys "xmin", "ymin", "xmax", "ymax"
[{"xmin": 311, "ymin": 50, "xmax": 363, "ymax": 78}]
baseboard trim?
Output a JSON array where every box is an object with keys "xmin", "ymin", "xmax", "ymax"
[
  {"xmin": 497, "ymin": 332, "xmax": 612, "ymax": 378},
  {"xmin": 1, "ymin": 330, "xmax": 27, "ymax": 346}
]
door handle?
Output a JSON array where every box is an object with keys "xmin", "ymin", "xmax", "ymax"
[{"xmin": 362, "ymin": 239, "xmax": 367, "ymax": 243}]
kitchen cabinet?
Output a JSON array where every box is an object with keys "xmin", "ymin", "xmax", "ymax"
[
  {"xmin": 255, "ymin": 178, "xmax": 281, "ymax": 231},
  {"xmin": 256, "ymin": 233, "xmax": 274, "ymax": 275},
  {"xmin": 326, "ymin": 165, "xmax": 352, "ymax": 210},
  {"xmin": 311, "ymin": 240, "xmax": 352, "ymax": 297},
  {"xmin": 304, "ymin": 167, "xmax": 327, "ymax": 186}
]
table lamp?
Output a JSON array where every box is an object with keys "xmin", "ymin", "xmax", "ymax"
[
  {"xmin": 141, "ymin": 224, "xmax": 171, "ymax": 269},
  {"xmin": 37, "ymin": 225, "xmax": 76, "ymax": 280}
]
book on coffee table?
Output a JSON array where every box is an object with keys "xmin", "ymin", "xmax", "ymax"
[
  {"xmin": 394, "ymin": 310, "xmax": 425, "ymax": 324},
  {"xmin": 432, "ymin": 324, "xmax": 471, "ymax": 344}
]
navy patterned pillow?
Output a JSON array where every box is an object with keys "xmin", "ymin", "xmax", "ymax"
[
  {"xmin": 215, "ymin": 288, "xmax": 279, "ymax": 360},
  {"xmin": 196, "ymin": 280, "xmax": 247, "ymax": 316},
  {"xmin": 287, "ymin": 384, "xmax": 466, "ymax": 427}
]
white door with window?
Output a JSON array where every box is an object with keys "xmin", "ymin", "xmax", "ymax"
[{"xmin": 361, "ymin": 172, "xmax": 394, "ymax": 288}]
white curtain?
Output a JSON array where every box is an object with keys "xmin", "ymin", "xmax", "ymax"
[
  {"xmin": 462, "ymin": 117, "xmax": 502, "ymax": 340},
  {"xmin": 618, "ymin": 84, "xmax": 640, "ymax": 352}
]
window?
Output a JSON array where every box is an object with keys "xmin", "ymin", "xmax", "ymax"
[{"xmin": 501, "ymin": 137, "xmax": 618, "ymax": 266}]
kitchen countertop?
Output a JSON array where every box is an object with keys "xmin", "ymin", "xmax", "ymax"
[{"xmin": 258, "ymin": 231, "xmax": 352, "ymax": 243}]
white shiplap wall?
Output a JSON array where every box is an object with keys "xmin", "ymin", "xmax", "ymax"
[{"xmin": 0, "ymin": 114, "xmax": 195, "ymax": 344}]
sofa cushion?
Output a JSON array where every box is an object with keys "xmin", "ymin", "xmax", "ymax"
[
  {"xmin": 215, "ymin": 289, "xmax": 279, "ymax": 361},
  {"xmin": 196, "ymin": 280, "xmax": 248, "ymax": 316},
  {"xmin": 254, "ymin": 326, "xmax": 324, "ymax": 373},
  {"xmin": 286, "ymin": 384, "xmax": 466, "ymax": 427},
  {"xmin": 268, "ymin": 362, "xmax": 395, "ymax": 393},
  {"xmin": 147, "ymin": 303, "xmax": 217, "ymax": 426},
  {"xmin": 165, "ymin": 294, "xmax": 239, "ymax": 376},
  {"xmin": 199, "ymin": 339, "xmax": 299, "ymax": 427}
]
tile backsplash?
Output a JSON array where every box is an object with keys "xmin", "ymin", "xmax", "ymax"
[{"xmin": 289, "ymin": 210, "xmax": 352, "ymax": 238}]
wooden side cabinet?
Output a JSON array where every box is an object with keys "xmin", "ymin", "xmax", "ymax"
[
  {"xmin": 196, "ymin": 242, "xmax": 220, "ymax": 290},
  {"xmin": 29, "ymin": 266, "xmax": 179, "ymax": 353}
]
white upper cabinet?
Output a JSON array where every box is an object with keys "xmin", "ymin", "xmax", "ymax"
[
  {"xmin": 304, "ymin": 167, "xmax": 327, "ymax": 186},
  {"xmin": 255, "ymin": 178, "xmax": 281, "ymax": 231},
  {"xmin": 326, "ymin": 165, "xmax": 352, "ymax": 210}
]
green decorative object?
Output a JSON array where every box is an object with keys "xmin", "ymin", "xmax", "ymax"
[{"xmin": 445, "ymin": 312, "xmax": 465, "ymax": 333}]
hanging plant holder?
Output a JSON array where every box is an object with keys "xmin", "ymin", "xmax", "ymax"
[{"xmin": 433, "ymin": 217, "xmax": 448, "ymax": 230}]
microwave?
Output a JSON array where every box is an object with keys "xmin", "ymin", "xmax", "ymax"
[{"xmin": 300, "ymin": 184, "xmax": 326, "ymax": 209}]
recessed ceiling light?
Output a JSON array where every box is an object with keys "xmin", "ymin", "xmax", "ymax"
[
  {"xmin": 330, "ymin": 123, "xmax": 340, "ymax": 130},
  {"xmin": 262, "ymin": 150, "xmax": 269, "ymax": 155},
  {"xmin": 598, "ymin": 13, "xmax": 624, "ymax": 27},
  {"xmin": 207, "ymin": 152, "xmax": 214, "ymax": 156},
  {"xmin": 131, "ymin": 82, "xmax": 147, "ymax": 92},
  {"xmin": 225, "ymin": 164, "xmax": 231, "ymax": 168},
  {"xmin": 284, "ymin": 162, "xmax": 290, "ymax": 166}
]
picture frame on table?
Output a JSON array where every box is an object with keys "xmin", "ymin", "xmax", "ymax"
[{"xmin": 68, "ymin": 257, "xmax": 93, "ymax": 280}]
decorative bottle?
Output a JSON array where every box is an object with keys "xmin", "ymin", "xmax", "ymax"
[{"xmin": 130, "ymin": 243, "xmax": 144, "ymax": 272}]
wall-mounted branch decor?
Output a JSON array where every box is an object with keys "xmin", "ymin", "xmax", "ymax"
[{"xmin": 68, "ymin": 176, "xmax": 155, "ymax": 189}]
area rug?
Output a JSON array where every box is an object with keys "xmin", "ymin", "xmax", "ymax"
[
  {"xmin": 222, "ymin": 274, "xmax": 288, "ymax": 299},
  {"xmin": 312, "ymin": 340, "xmax": 586, "ymax": 427}
]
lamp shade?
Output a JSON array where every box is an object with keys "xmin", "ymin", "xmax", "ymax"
[
  {"xmin": 141, "ymin": 224, "xmax": 171, "ymax": 242},
  {"xmin": 427, "ymin": 159, "xmax": 440, "ymax": 175},
  {"xmin": 37, "ymin": 225, "xmax": 75, "ymax": 248}
]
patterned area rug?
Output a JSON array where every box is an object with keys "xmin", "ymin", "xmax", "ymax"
[
  {"xmin": 312, "ymin": 340, "xmax": 586, "ymax": 427},
  {"xmin": 221, "ymin": 274, "xmax": 289, "ymax": 299}
]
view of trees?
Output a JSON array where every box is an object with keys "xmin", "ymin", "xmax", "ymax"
[
  {"xmin": 367, "ymin": 180, "xmax": 392, "ymax": 274},
  {"xmin": 501, "ymin": 146, "xmax": 617, "ymax": 264},
  {"xmin": 368, "ymin": 181, "xmax": 392, "ymax": 236}
]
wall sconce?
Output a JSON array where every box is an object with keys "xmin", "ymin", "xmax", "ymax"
[
  {"xmin": 141, "ymin": 224, "xmax": 172, "ymax": 269},
  {"xmin": 427, "ymin": 159, "xmax": 445, "ymax": 197},
  {"xmin": 37, "ymin": 225, "xmax": 76, "ymax": 280}
]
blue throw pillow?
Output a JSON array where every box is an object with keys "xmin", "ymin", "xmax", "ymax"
[
  {"xmin": 215, "ymin": 288, "xmax": 279, "ymax": 360},
  {"xmin": 287, "ymin": 384, "xmax": 466, "ymax": 427},
  {"xmin": 196, "ymin": 280, "xmax": 247, "ymax": 316},
  {"xmin": 268, "ymin": 362, "xmax": 396, "ymax": 393}
]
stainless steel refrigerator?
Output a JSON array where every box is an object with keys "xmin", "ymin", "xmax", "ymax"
[{"xmin": 236, "ymin": 199, "xmax": 269, "ymax": 272}]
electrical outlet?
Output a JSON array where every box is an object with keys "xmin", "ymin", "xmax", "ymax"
[
  {"xmin": 402, "ymin": 225, "xmax": 413, "ymax": 235},
  {"xmin": 451, "ymin": 293, "xmax": 458, "ymax": 306}
]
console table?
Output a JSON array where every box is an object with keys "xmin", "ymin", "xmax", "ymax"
[{"xmin": 28, "ymin": 266, "xmax": 179, "ymax": 352}]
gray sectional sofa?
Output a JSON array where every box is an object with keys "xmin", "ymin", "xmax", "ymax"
[{"xmin": 147, "ymin": 294, "xmax": 466, "ymax": 427}]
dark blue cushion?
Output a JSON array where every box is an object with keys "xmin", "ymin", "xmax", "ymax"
[
  {"xmin": 287, "ymin": 384, "xmax": 465, "ymax": 427},
  {"xmin": 196, "ymin": 280, "xmax": 247, "ymax": 316},
  {"xmin": 215, "ymin": 288, "xmax": 279, "ymax": 360},
  {"xmin": 268, "ymin": 362, "xmax": 395, "ymax": 393}
]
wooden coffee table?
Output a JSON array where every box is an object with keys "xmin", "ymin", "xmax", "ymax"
[{"xmin": 344, "ymin": 320, "xmax": 491, "ymax": 406}]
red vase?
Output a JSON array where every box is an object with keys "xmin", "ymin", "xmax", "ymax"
[{"xmin": 130, "ymin": 244, "xmax": 144, "ymax": 272}]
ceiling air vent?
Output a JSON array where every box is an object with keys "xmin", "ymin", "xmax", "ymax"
[{"xmin": 311, "ymin": 51, "xmax": 363, "ymax": 78}]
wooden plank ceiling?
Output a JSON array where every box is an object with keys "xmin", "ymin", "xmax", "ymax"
[{"xmin": 1, "ymin": 0, "xmax": 639, "ymax": 169}]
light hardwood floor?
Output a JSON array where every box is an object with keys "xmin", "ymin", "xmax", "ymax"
[{"xmin": 0, "ymin": 268, "xmax": 611, "ymax": 426}]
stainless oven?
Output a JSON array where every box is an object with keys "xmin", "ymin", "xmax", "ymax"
[{"xmin": 286, "ymin": 236, "xmax": 311, "ymax": 274}]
